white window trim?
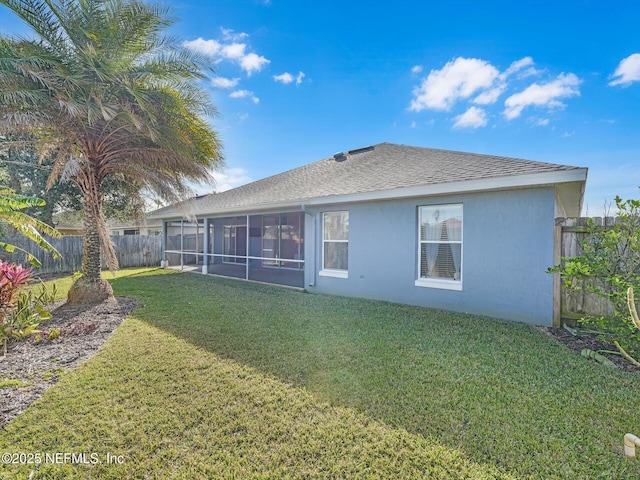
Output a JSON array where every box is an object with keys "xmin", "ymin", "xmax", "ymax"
[
  {"xmin": 319, "ymin": 269, "xmax": 349, "ymax": 279},
  {"xmin": 416, "ymin": 203, "xmax": 463, "ymax": 290},
  {"xmin": 414, "ymin": 278, "xmax": 462, "ymax": 291},
  {"xmin": 321, "ymin": 211, "xmax": 349, "ymax": 277}
]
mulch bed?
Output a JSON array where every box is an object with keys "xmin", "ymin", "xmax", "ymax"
[
  {"xmin": 539, "ymin": 326, "xmax": 639, "ymax": 372},
  {"xmin": 0, "ymin": 296, "xmax": 136, "ymax": 428}
]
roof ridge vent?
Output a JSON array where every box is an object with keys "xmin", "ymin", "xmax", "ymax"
[
  {"xmin": 333, "ymin": 152, "xmax": 347, "ymax": 162},
  {"xmin": 347, "ymin": 145, "xmax": 375, "ymax": 155}
]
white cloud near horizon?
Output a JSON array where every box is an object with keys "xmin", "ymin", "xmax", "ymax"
[
  {"xmin": 411, "ymin": 65, "xmax": 423, "ymax": 74},
  {"xmin": 503, "ymin": 73, "xmax": 581, "ymax": 119},
  {"xmin": 453, "ymin": 106, "xmax": 487, "ymax": 129},
  {"xmin": 212, "ymin": 167, "xmax": 252, "ymax": 193},
  {"xmin": 609, "ymin": 53, "xmax": 640, "ymax": 86},
  {"xmin": 273, "ymin": 71, "xmax": 305, "ymax": 85}
]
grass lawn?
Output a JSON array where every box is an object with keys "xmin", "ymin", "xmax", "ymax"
[{"xmin": 2, "ymin": 268, "xmax": 640, "ymax": 479}]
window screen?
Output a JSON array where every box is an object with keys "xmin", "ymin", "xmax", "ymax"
[
  {"xmin": 323, "ymin": 211, "xmax": 349, "ymax": 271},
  {"xmin": 419, "ymin": 204, "xmax": 462, "ymax": 281}
]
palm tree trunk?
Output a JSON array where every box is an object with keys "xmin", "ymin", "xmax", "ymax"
[
  {"xmin": 82, "ymin": 185, "xmax": 102, "ymax": 281},
  {"xmin": 68, "ymin": 167, "xmax": 113, "ymax": 304}
]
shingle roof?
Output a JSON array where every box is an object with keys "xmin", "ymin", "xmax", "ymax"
[{"xmin": 150, "ymin": 142, "xmax": 586, "ymax": 219}]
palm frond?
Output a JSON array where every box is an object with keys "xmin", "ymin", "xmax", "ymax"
[{"xmin": 1, "ymin": 0, "xmax": 224, "ymax": 279}]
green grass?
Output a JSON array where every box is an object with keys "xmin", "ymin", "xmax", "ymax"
[
  {"xmin": 2, "ymin": 268, "xmax": 640, "ymax": 479},
  {"xmin": 0, "ymin": 379, "xmax": 31, "ymax": 389}
]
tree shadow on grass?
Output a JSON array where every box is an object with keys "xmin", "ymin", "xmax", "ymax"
[{"xmin": 110, "ymin": 271, "xmax": 640, "ymax": 480}]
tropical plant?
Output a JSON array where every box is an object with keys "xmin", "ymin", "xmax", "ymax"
[
  {"xmin": 549, "ymin": 192, "xmax": 640, "ymax": 359},
  {"xmin": 0, "ymin": 186, "xmax": 60, "ymax": 266},
  {"xmin": 0, "ymin": 260, "xmax": 54, "ymax": 355},
  {"xmin": 0, "ymin": 0, "xmax": 224, "ymax": 303}
]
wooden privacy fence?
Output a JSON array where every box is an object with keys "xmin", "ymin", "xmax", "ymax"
[
  {"xmin": 0, "ymin": 234, "xmax": 161, "ymax": 275},
  {"xmin": 553, "ymin": 217, "xmax": 617, "ymax": 326}
]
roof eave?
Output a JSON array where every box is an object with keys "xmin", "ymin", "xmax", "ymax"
[
  {"xmin": 304, "ymin": 168, "xmax": 589, "ymax": 207},
  {"xmin": 150, "ymin": 168, "xmax": 588, "ymax": 220}
]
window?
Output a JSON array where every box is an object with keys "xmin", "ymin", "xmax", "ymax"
[
  {"xmin": 416, "ymin": 204, "xmax": 462, "ymax": 290},
  {"xmin": 123, "ymin": 229, "xmax": 139, "ymax": 235},
  {"xmin": 321, "ymin": 211, "xmax": 348, "ymax": 278},
  {"xmin": 223, "ymin": 225, "xmax": 247, "ymax": 264},
  {"xmin": 262, "ymin": 213, "xmax": 303, "ymax": 269}
]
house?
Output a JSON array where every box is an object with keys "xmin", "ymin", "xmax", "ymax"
[
  {"xmin": 52, "ymin": 211, "xmax": 162, "ymax": 236},
  {"xmin": 52, "ymin": 210, "xmax": 84, "ymax": 235},
  {"xmin": 109, "ymin": 219, "xmax": 162, "ymax": 236},
  {"xmin": 148, "ymin": 142, "xmax": 587, "ymax": 326}
]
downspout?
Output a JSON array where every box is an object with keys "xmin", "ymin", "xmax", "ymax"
[
  {"xmin": 160, "ymin": 221, "xmax": 167, "ymax": 268},
  {"xmin": 180, "ymin": 220, "xmax": 184, "ymax": 270},
  {"xmin": 246, "ymin": 214, "xmax": 250, "ymax": 281},
  {"xmin": 202, "ymin": 218, "xmax": 209, "ymax": 274},
  {"xmin": 301, "ymin": 205, "xmax": 315, "ymax": 287},
  {"xmin": 624, "ymin": 433, "xmax": 640, "ymax": 458}
]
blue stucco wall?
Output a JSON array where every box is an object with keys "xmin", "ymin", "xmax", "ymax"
[{"xmin": 304, "ymin": 187, "xmax": 557, "ymax": 325}]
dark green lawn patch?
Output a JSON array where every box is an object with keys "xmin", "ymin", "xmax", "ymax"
[{"xmin": 2, "ymin": 268, "xmax": 640, "ymax": 478}]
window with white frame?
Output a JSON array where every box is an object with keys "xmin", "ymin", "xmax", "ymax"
[
  {"xmin": 321, "ymin": 211, "xmax": 349, "ymax": 277},
  {"xmin": 417, "ymin": 204, "xmax": 462, "ymax": 289}
]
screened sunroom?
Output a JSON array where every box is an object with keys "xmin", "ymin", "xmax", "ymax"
[{"xmin": 163, "ymin": 212, "xmax": 304, "ymax": 288}]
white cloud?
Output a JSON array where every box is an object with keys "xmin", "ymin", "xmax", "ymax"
[
  {"xmin": 472, "ymin": 57, "xmax": 537, "ymax": 105},
  {"xmin": 211, "ymin": 76, "xmax": 240, "ymax": 89},
  {"xmin": 221, "ymin": 42, "xmax": 247, "ymax": 60},
  {"xmin": 274, "ymin": 71, "xmax": 305, "ymax": 85},
  {"xmin": 183, "ymin": 38, "xmax": 222, "ymax": 57},
  {"xmin": 609, "ymin": 53, "xmax": 640, "ymax": 86},
  {"xmin": 409, "ymin": 57, "xmax": 500, "ymax": 111},
  {"xmin": 502, "ymin": 57, "xmax": 534, "ymax": 78},
  {"xmin": 409, "ymin": 56, "xmax": 581, "ymax": 128},
  {"xmin": 184, "ymin": 32, "xmax": 270, "ymax": 76},
  {"xmin": 410, "ymin": 121, "xmax": 417, "ymax": 128},
  {"xmin": 240, "ymin": 52, "xmax": 270, "ymax": 76},
  {"xmin": 273, "ymin": 72, "xmax": 294, "ymax": 84},
  {"xmin": 503, "ymin": 73, "xmax": 581, "ymax": 120},
  {"xmin": 411, "ymin": 65, "xmax": 423, "ymax": 74},
  {"xmin": 220, "ymin": 28, "xmax": 248, "ymax": 42},
  {"xmin": 473, "ymin": 85, "xmax": 506, "ymax": 105},
  {"xmin": 212, "ymin": 167, "xmax": 252, "ymax": 192},
  {"xmin": 452, "ymin": 106, "xmax": 487, "ymax": 129},
  {"xmin": 229, "ymin": 90, "xmax": 260, "ymax": 104}
]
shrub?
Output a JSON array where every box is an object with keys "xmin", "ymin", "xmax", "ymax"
[
  {"xmin": 550, "ymin": 193, "xmax": 640, "ymax": 359},
  {"xmin": 0, "ymin": 261, "xmax": 55, "ymax": 354}
]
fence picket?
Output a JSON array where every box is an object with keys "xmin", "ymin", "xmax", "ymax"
[
  {"xmin": 0, "ymin": 235, "xmax": 161, "ymax": 275},
  {"xmin": 555, "ymin": 217, "xmax": 617, "ymax": 324}
]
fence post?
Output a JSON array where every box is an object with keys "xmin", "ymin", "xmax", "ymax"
[{"xmin": 553, "ymin": 219, "xmax": 563, "ymax": 327}]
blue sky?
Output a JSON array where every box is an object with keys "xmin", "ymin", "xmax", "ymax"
[{"xmin": 1, "ymin": 0, "xmax": 639, "ymax": 214}]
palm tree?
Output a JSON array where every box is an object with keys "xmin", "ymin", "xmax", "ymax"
[
  {"xmin": 0, "ymin": 0, "xmax": 223, "ymax": 303},
  {"xmin": 0, "ymin": 186, "xmax": 60, "ymax": 266}
]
